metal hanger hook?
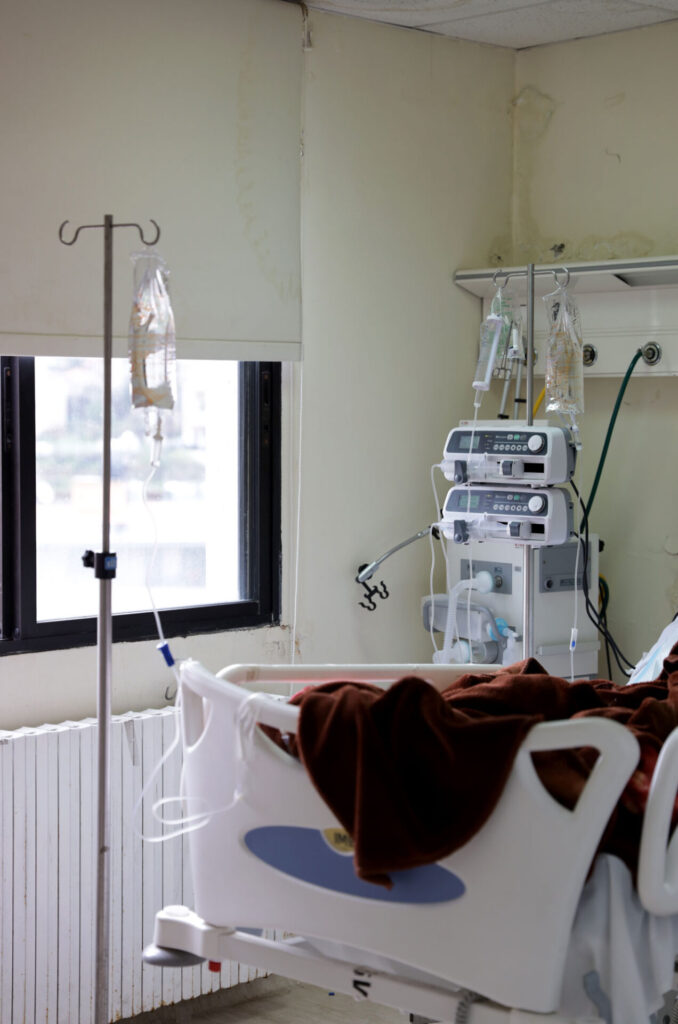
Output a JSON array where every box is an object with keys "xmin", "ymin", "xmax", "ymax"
[
  {"xmin": 59, "ymin": 220, "xmax": 97, "ymax": 245},
  {"xmin": 121, "ymin": 219, "xmax": 161, "ymax": 246},
  {"xmin": 59, "ymin": 218, "xmax": 161, "ymax": 246},
  {"xmin": 551, "ymin": 266, "xmax": 570, "ymax": 288},
  {"xmin": 492, "ymin": 269, "xmax": 510, "ymax": 289}
]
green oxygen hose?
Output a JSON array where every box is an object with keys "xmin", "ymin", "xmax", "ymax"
[{"xmin": 585, "ymin": 348, "xmax": 644, "ymax": 520}]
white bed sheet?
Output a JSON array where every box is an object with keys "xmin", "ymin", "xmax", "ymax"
[{"xmin": 561, "ymin": 854, "xmax": 677, "ymax": 1023}]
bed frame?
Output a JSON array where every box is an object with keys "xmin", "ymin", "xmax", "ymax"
[{"xmin": 144, "ymin": 659, "xmax": 672, "ymax": 1023}]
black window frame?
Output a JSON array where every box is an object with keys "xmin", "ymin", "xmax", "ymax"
[{"xmin": 0, "ymin": 357, "xmax": 281, "ymax": 654}]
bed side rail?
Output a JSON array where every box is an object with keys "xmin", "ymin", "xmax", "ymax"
[
  {"xmin": 216, "ymin": 661, "xmax": 497, "ymax": 694},
  {"xmin": 181, "ymin": 660, "xmax": 497, "ymax": 739},
  {"xmin": 181, "ymin": 660, "xmax": 639, "ymax": 822},
  {"xmin": 516, "ymin": 717, "xmax": 639, "ymax": 833},
  {"xmin": 637, "ymin": 726, "xmax": 678, "ymax": 914}
]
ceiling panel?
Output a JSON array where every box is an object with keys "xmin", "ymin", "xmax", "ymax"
[
  {"xmin": 424, "ymin": 0, "xmax": 676, "ymax": 48},
  {"xmin": 299, "ymin": 0, "xmax": 549, "ymax": 29},
  {"xmin": 298, "ymin": 0, "xmax": 678, "ymax": 48}
]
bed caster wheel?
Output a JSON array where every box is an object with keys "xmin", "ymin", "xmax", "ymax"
[{"xmin": 142, "ymin": 943, "xmax": 205, "ymax": 968}]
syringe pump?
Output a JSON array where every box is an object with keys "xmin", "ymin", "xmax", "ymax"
[
  {"xmin": 441, "ymin": 421, "xmax": 576, "ymax": 487},
  {"xmin": 439, "ymin": 484, "xmax": 574, "ymax": 547}
]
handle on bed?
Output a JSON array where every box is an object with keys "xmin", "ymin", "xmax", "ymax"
[
  {"xmin": 637, "ymin": 727, "xmax": 678, "ymax": 914},
  {"xmin": 181, "ymin": 663, "xmax": 640, "ymax": 841},
  {"xmin": 519, "ymin": 717, "xmax": 639, "ymax": 830},
  {"xmin": 180, "ymin": 659, "xmax": 300, "ymax": 744},
  {"xmin": 217, "ymin": 662, "xmax": 497, "ymax": 695}
]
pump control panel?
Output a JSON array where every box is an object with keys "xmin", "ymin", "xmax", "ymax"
[
  {"xmin": 441, "ymin": 422, "xmax": 575, "ymax": 486},
  {"xmin": 439, "ymin": 484, "xmax": 573, "ymax": 547}
]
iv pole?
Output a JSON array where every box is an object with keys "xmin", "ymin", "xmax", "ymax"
[
  {"xmin": 59, "ymin": 215, "xmax": 161, "ymax": 1024},
  {"xmin": 488, "ymin": 262, "xmax": 569, "ymax": 660},
  {"xmin": 523, "ymin": 262, "xmax": 535, "ymax": 660}
]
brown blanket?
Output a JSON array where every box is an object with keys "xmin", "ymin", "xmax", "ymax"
[{"xmin": 275, "ymin": 647, "xmax": 678, "ymax": 887}]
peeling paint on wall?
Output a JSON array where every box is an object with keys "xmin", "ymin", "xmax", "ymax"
[
  {"xmin": 569, "ymin": 232, "xmax": 654, "ymax": 262},
  {"xmin": 511, "ymin": 85, "xmax": 559, "ymax": 265},
  {"xmin": 509, "ymin": 84, "xmax": 665, "ymax": 265},
  {"xmin": 485, "ymin": 232, "xmax": 513, "ymax": 266}
]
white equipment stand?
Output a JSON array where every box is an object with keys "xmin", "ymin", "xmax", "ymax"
[{"xmin": 59, "ymin": 215, "xmax": 161, "ymax": 1024}]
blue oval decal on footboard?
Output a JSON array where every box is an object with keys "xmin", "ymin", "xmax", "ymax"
[{"xmin": 244, "ymin": 826, "xmax": 465, "ymax": 904}]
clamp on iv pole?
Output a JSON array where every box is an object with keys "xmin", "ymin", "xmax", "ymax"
[{"xmin": 59, "ymin": 215, "xmax": 161, "ymax": 1024}]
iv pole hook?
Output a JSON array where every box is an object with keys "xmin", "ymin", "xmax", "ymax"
[{"xmin": 59, "ymin": 218, "xmax": 161, "ymax": 247}]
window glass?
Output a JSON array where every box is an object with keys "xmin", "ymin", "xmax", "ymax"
[{"xmin": 34, "ymin": 358, "xmax": 240, "ymax": 621}]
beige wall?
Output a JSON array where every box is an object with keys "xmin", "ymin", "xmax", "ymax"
[
  {"xmin": 294, "ymin": 14, "xmax": 514, "ymax": 665},
  {"xmin": 4, "ymin": 8, "xmax": 674, "ymax": 728},
  {"xmin": 512, "ymin": 22, "xmax": 678, "ymax": 266},
  {"xmin": 0, "ymin": 7, "xmax": 515, "ymax": 728},
  {"xmin": 514, "ymin": 25, "xmax": 678, "ymax": 678}
]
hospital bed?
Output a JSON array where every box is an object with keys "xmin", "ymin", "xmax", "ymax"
[{"xmin": 145, "ymin": 660, "xmax": 678, "ymax": 1024}]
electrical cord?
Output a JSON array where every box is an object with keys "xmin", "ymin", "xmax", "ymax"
[
  {"xmin": 570, "ymin": 481, "xmax": 635, "ymax": 675},
  {"xmin": 561, "ymin": 349, "xmax": 644, "ymax": 678},
  {"xmin": 599, "ymin": 578, "xmax": 613, "ymax": 679}
]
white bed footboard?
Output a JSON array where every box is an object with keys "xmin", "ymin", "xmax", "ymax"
[
  {"xmin": 638, "ymin": 726, "xmax": 678, "ymax": 914},
  {"xmin": 176, "ymin": 660, "xmax": 639, "ymax": 1016}
]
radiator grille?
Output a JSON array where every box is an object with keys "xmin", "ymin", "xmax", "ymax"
[{"xmin": 0, "ymin": 708, "xmax": 263, "ymax": 1023}]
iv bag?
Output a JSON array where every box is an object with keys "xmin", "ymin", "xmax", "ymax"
[
  {"xmin": 473, "ymin": 287, "xmax": 514, "ymax": 392},
  {"xmin": 128, "ymin": 251, "xmax": 176, "ymax": 411},
  {"xmin": 543, "ymin": 284, "xmax": 584, "ymax": 418}
]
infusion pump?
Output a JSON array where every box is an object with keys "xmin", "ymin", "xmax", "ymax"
[
  {"xmin": 440, "ymin": 484, "xmax": 574, "ymax": 547},
  {"xmin": 442, "ymin": 421, "xmax": 576, "ymax": 487}
]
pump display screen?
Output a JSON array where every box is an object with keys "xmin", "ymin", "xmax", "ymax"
[
  {"xmin": 447, "ymin": 429, "xmax": 549, "ymax": 457},
  {"xmin": 449, "ymin": 492, "xmax": 480, "ymax": 510},
  {"xmin": 456, "ymin": 433, "xmax": 481, "ymax": 452}
]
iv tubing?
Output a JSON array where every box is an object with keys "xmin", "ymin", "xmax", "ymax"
[
  {"xmin": 513, "ymin": 358, "xmax": 524, "ymax": 420},
  {"xmin": 569, "ymin": 464, "xmax": 584, "ymax": 683},
  {"xmin": 428, "ymin": 527, "xmax": 439, "ymax": 654},
  {"xmin": 291, "ymin": 363, "xmax": 304, "ymax": 666},
  {"xmin": 533, "ymin": 386, "xmax": 545, "ymax": 417},
  {"xmin": 142, "ymin": 458, "xmax": 180, "ymax": 698},
  {"xmin": 464, "ymin": 406, "xmax": 480, "ymax": 660},
  {"xmin": 429, "ymin": 463, "xmax": 447, "ymax": 655},
  {"xmin": 441, "ymin": 579, "xmax": 475, "ymax": 662},
  {"xmin": 585, "ymin": 348, "xmax": 643, "ymax": 519}
]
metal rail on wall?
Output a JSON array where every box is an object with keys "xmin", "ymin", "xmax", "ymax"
[{"xmin": 58, "ymin": 215, "xmax": 162, "ymax": 1024}]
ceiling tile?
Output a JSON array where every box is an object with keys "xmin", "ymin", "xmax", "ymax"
[
  {"xmin": 301, "ymin": 0, "xmax": 548, "ymax": 29},
  {"xmin": 424, "ymin": 0, "xmax": 677, "ymax": 47}
]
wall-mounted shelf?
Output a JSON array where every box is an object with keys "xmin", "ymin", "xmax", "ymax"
[
  {"xmin": 454, "ymin": 255, "xmax": 678, "ymax": 378},
  {"xmin": 455, "ymin": 255, "xmax": 678, "ymax": 298}
]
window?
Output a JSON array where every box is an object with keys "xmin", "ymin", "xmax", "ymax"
[{"xmin": 0, "ymin": 357, "xmax": 280, "ymax": 653}]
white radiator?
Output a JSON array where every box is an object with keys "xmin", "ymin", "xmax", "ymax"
[{"xmin": 0, "ymin": 707, "xmax": 265, "ymax": 1023}]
